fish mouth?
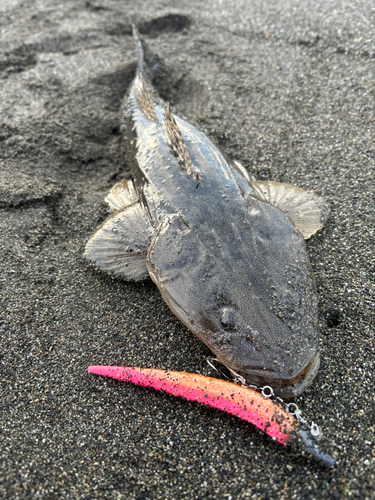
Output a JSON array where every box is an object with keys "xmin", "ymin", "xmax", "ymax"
[
  {"xmin": 271, "ymin": 352, "xmax": 320, "ymax": 399},
  {"xmin": 219, "ymin": 352, "xmax": 320, "ymax": 399}
]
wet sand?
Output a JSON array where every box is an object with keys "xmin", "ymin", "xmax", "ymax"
[{"xmin": 0, "ymin": 0, "xmax": 374, "ymax": 498}]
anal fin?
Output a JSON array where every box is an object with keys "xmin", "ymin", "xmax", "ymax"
[
  {"xmin": 232, "ymin": 160, "xmax": 256, "ymax": 183},
  {"xmin": 105, "ymin": 178, "xmax": 138, "ymax": 212},
  {"xmin": 250, "ymin": 181, "xmax": 330, "ymax": 239},
  {"xmin": 84, "ymin": 202, "xmax": 152, "ymax": 281}
]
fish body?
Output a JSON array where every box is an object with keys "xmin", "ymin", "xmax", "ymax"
[{"xmin": 84, "ymin": 33, "xmax": 329, "ymax": 398}]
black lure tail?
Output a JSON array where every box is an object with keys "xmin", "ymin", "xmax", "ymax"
[{"xmin": 290, "ymin": 423, "xmax": 340, "ymax": 468}]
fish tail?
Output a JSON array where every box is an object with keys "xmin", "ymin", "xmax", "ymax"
[{"xmin": 132, "ymin": 24, "xmax": 145, "ymax": 76}]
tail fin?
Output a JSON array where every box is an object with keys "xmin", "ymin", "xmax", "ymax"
[
  {"xmin": 132, "ymin": 24, "xmax": 145, "ymax": 76},
  {"xmin": 131, "ymin": 24, "xmax": 165, "ymax": 85}
]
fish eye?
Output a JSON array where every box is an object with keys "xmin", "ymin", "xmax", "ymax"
[{"xmin": 220, "ymin": 307, "xmax": 240, "ymax": 331}]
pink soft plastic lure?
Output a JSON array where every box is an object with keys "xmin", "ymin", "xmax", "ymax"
[{"xmin": 87, "ymin": 365, "xmax": 337, "ymax": 467}]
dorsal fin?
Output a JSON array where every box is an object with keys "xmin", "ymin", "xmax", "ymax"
[
  {"xmin": 131, "ymin": 25, "xmax": 158, "ymax": 122},
  {"xmin": 164, "ymin": 103, "xmax": 200, "ymax": 185},
  {"xmin": 132, "ymin": 72, "xmax": 158, "ymax": 122}
]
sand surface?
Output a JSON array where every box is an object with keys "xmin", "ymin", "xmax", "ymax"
[{"xmin": 0, "ymin": 0, "xmax": 374, "ymax": 498}]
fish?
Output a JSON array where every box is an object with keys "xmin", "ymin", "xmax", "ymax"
[
  {"xmin": 87, "ymin": 365, "xmax": 337, "ymax": 467},
  {"xmin": 84, "ymin": 28, "xmax": 330, "ymax": 398}
]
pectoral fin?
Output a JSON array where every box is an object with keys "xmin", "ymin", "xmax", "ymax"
[
  {"xmin": 84, "ymin": 202, "xmax": 152, "ymax": 281},
  {"xmin": 250, "ymin": 181, "xmax": 330, "ymax": 239}
]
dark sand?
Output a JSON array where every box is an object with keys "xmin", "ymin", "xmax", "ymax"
[{"xmin": 0, "ymin": 0, "xmax": 374, "ymax": 498}]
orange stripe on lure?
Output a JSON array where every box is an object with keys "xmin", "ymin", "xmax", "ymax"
[{"xmin": 87, "ymin": 366, "xmax": 337, "ymax": 467}]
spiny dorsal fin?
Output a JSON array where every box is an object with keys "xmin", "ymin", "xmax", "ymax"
[
  {"xmin": 133, "ymin": 72, "xmax": 158, "ymax": 122},
  {"xmin": 164, "ymin": 103, "xmax": 200, "ymax": 185}
]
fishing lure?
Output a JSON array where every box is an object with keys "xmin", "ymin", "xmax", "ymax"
[{"xmin": 88, "ymin": 365, "xmax": 337, "ymax": 467}]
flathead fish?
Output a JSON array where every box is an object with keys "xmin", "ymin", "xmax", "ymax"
[{"xmin": 84, "ymin": 29, "xmax": 329, "ymax": 398}]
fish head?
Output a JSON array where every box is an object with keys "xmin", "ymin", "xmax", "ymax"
[
  {"xmin": 197, "ymin": 298, "xmax": 320, "ymax": 399},
  {"xmin": 147, "ymin": 203, "xmax": 320, "ymax": 398}
]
